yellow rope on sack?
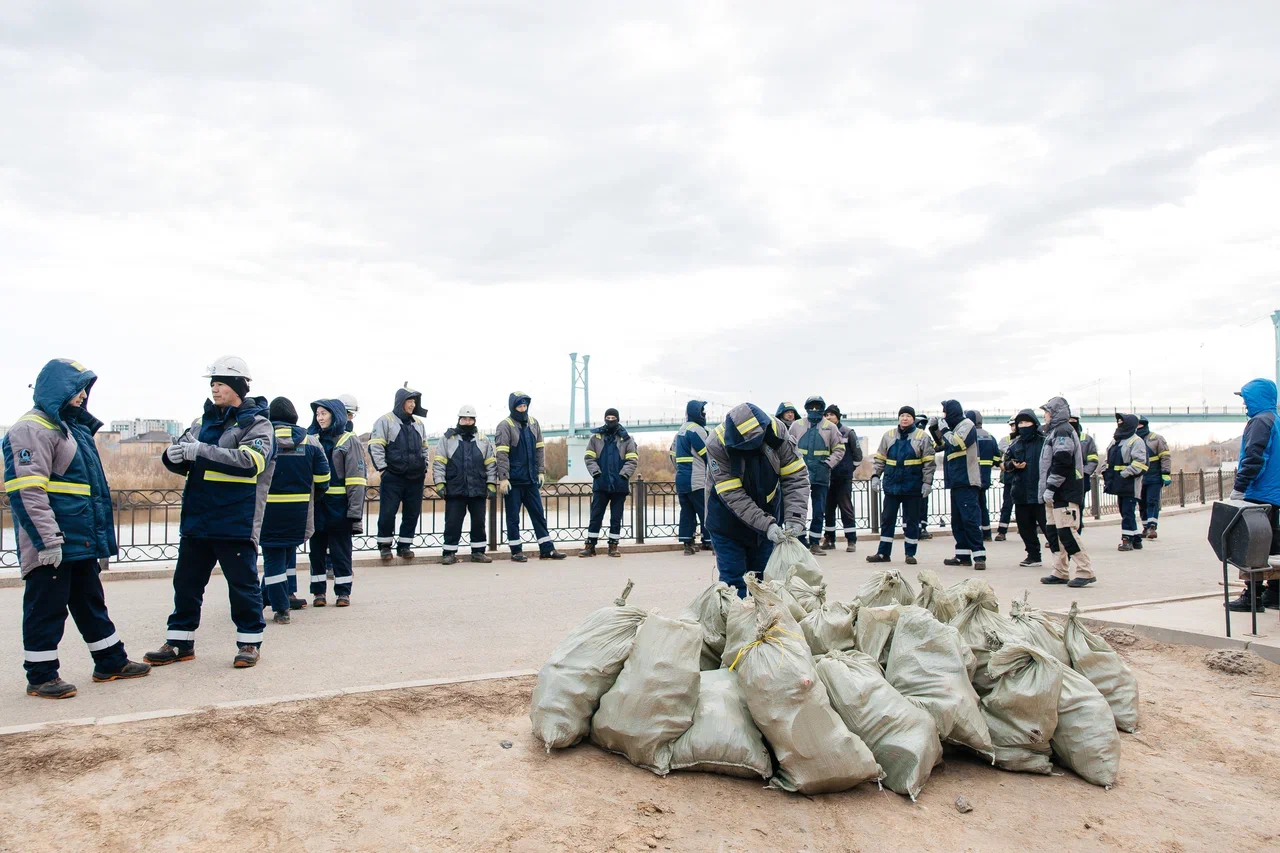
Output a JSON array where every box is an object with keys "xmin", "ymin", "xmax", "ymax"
[{"xmin": 728, "ymin": 626, "xmax": 802, "ymax": 672}]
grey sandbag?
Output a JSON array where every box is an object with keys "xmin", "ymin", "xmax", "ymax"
[
  {"xmin": 1009, "ymin": 594, "xmax": 1070, "ymax": 664},
  {"xmin": 591, "ymin": 614, "xmax": 702, "ymax": 776},
  {"xmin": 763, "ymin": 532, "xmax": 824, "ymax": 587},
  {"xmin": 763, "ymin": 576, "xmax": 809, "ymax": 623},
  {"xmin": 800, "ymin": 600, "xmax": 857, "ymax": 655},
  {"xmin": 857, "ymin": 570, "xmax": 916, "ymax": 608},
  {"xmin": 885, "ymin": 605, "xmax": 994, "ymax": 760},
  {"xmin": 682, "ymin": 582, "xmax": 737, "ymax": 671},
  {"xmin": 914, "ymin": 569, "xmax": 961, "ymax": 623},
  {"xmin": 852, "ymin": 603, "xmax": 898, "ymax": 667},
  {"xmin": 817, "ymin": 649, "xmax": 943, "ymax": 800},
  {"xmin": 949, "ymin": 580, "xmax": 1026, "ymax": 694},
  {"xmin": 981, "ymin": 640, "xmax": 1063, "ymax": 775},
  {"xmin": 1053, "ymin": 664, "xmax": 1122, "ymax": 788},
  {"xmin": 732, "ymin": 577, "xmax": 883, "ymax": 794},
  {"xmin": 669, "ymin": 669, "xmax": 772, "ymax": 780},
  {"xmin": 530, "ymin": 600, "xmax": 648, "ymax": 751},
  {"xmin": 1063, "ymin": 602, "xmax": 1140, "ymax": 733},
  {"xmin": 788, "ymin": 573, "xmax": 827, "ymax": 614}
]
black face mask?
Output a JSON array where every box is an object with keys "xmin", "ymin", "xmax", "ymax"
[
  {"xmin": 457, "ymin": 423, "xmax": 477, "ymax": 437},
  {"xmin": 1018, "ymin": 424, "xmax": 1037, "ymax": 439},
  {"xmin": 603, "ymin": 420, "xmax": 619, "ymax": 434}
]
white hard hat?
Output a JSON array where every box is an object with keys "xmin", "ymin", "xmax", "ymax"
[
  {"xmin": 203, "ymin": 356, "xmax": 252, "ymax": 380},
  {"xmin": 339, "ymin": 393, "xmax": 359, "ymax": 414},
  {"xmin": 458, "ymin": 404, "xmax": 477, "ymax": 419}
]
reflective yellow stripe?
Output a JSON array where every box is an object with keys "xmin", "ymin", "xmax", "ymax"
[
  {"xmin": 1086, "ymin": 454, "xmax": 1099, "ymax": 461},
  {"xmin": 584, "ymin": 450, "xmax": 597, "ymax": 458},
  {"xmin": 496, "ymin": 445, "xmax": 510, "ymax": 453},
  {"xmin": 346, "ymin": 477, "xmax": 368, "ymax": 486},
  {"xmin": 240, "ymin": 446, "xmax": 266, "ymax": 475},
  {"xmin": 779, "ymin": 459, "xmax": 805, "ymax": 477},
  {"xmin": 434, "ymin": 456, "xmax": 449, "ymax": 463},
  {"xmin": 266, "ymin": 493, "xmax": 310, "ymax": 503},
  {"xmin": 368, "ymin": 438, "xmax": 388, "ymax": 446},
  {"xmin": 17, "ymin": 413, "xmax": 57, "ymax": 430},
  {"xmin": 313, "ymin": 473, "xmax": 330, "ymax": 482},
  {"xmin": 813, "ymin": 450, "xmax": 830, "ymax": 456},
  {"xmin": 736, "ymin": 416, "xmax": 760, "ymax": 435},
  {"xmin": 873, "ymin": 454, "xmax": 887, "ymax": 462},
  {"xmin": 947, "ymin": 450, "xmax": 967, "ymax": 461},
  {"xmin": 952, "ymin": 433, "xmax": 966, "ymax": 450},
  {"xmin": 696, "ymin": 447, "xmax": 707, "ymax": 456},
  {"xmin": 675, "ymin": 456, "xmax": 696, "ymax": 463},
  {"xmin": 903, "ymin": 458, "xmax": 923, "ymax": 466},
  {"xmin": 980, "ymin": 460, "xmax": 993, "ymax": 466},
  {"xmin": 504, "ymin": 418, "xmax": 514, "ymax": 428},
  {"xmin": 797, "ymin": 448, "xmax": 807, "ymax": 456},
  {"xmin": 274, "ymin": 428, "xmax": 293, "ymax": 438},
  {"xmin": 46, "ymin": 481, "xmax": 91, "ymax": 496},
  {"xmin": 883, "ymin": 459, "xmax": 898, "ymax": 466},
  {"xmin": 1133, "ymin": 463, "xmax": 1148, "ymax": 472},
  {"xmin": 483, "ymin": 457, "xmax": 496, "ymax": 465},
  {"xmin": 5, "ymin": 475, "xmax": 50, "ymax": 492},
  {"xmin": 326, "ymin": 486, "xmax": 348, "ymax": 495},
  {"xmin": 536, "ymin": 442, "xmax": 546, "ymax": 449},
  {"xmin": 205, "ymin": 471, "xmax": 258, "ymax": 485},
  {"xmin": 624, "ymin": 453, "xmax": 638, "ymax": 460},
  {"xmin": 336, "ymin": 433, "xmax": 353, "ymax": 447},
  {"xmin": 716, "ymin": 477, "xmax": 743, "ymax": 494},
  {"xmin": 766, "ymin": 487, "xmax": 777, "ymax": 504}
]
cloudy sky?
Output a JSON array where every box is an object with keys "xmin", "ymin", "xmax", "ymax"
[{"xmin": 1, "ymin": 1, "xmax": 1275, "ymax": 443}]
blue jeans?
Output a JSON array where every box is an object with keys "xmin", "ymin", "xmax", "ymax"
[
  {"xmin": 678, "ymin": 491, "xmax": 708, "ymax": 545},
  {"xmin": 805, "ymin": 483, "xmax": 829, "ymax": 546},
  {"xmin": 504, "ymin": 482, "xmax": 553, "ymax": 555},
  {"xmin": 260, "ymin": 546, "xmax": 292, "ymax": 615},
  {"xmin": 23, "ymin": 559, "xmax": 128, "ymax": 685},
  {"xmin": 1142, "ymin": 480, "xmax": 1163, "ymax": 529},
  {"xmin": 878, "ymin": 493, "xmax": 923, "ymax": 557},
  {"xmin": 709, "ymin": 533, "xmax": 774, "ymax": 598},
  {"xmin": 949, "ymin": 487, "xmax": 984, "ymax": 562}
]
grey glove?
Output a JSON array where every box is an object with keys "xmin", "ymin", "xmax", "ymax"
[
  {"xmin": 922, "ymin": 483, "xmax": 932, "ymax": 499},
  {"xmin": 870, "ymin": 475, "xmax": 880, "ymax": 492},
  {"xmin": 1229, "ymin": 489, "xmax": 1245, "ymax": 501},
  {"xmin": 165, "ymin": 444, "xmax": 186, "ymax": 464},
  {"xmin": 37, "ymin": 546, "xmax": 62, "ymax": 568},
  {"xmin": 765, "ymin": 523, "xmax": 785, "ymax": 543},
  {"xmin": 784, "ymin": 520, "xmax": 805, "ymax": 537},
  {"xmin": 181, "ymin": 441, "xmax": 200, "ymax": 462},
  {"xmin": 1043, "ymin": 489, "xmax": 1055, "ymax": 505},
  {"xmin": 350, "ymin": 519, "xmax": 364, "ymax": 535},
  {"xmin": 927, "ymin": 416, "xmax": 939, "ymax": 431}
]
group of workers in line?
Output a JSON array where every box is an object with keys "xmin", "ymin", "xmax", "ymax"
[{"xmin": 6, "ymin": 354, "xmax": 1279, "ymax": 698}]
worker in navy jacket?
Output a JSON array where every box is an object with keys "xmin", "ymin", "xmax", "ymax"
[{"xmin": 1226, "ymin": 378, "xmax": 1280, "ymax": 612}]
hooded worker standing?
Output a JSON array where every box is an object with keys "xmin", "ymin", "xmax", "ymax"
[
  {"xmin": 148, "ymin": 356, "xmax": 276, "ymax": 669},
  {"xmin": 432, "ymin": 405, "xmax": 497, "ymax": 565},
  {"xmin": 670, "ymin": 400, "xmax": 711, "ymax": 555},
  {"xmin": 995, "ymin": 417, "xmax": 1017, "ymax": 540},
  {"xmin": 1071, "ymin": 412, "xmax": 1100, "ymax": 532},
  {"xmin": 1225, "ymin": 379, "xmax": 1280, "ymax": 612},
  {"xmin": 931, "ymin": 400, "xmax": 986, "ymax": 569},
  {"xmin": 867, "ymin": 405, "xmax": 935, "ymax": 565},
  {"xmin": 1101, "ymin": 413, "xmax": 1148, "ymax": 551},
  {"xmin": 307, "ymin": 398, "xmax": 367, "ymax": 606},
  {"xmin": 1136, "ymin": 416, "xmax": 1172, "ymax": 539},
  {"xmin": 4, "ymin": 359, "xmax": 150, "ymax": 699},
  {"xmin": 495, "ymin": 392, "xmax": 566, "ymax": 561},
  {"xmin": 822, "ymin": 404, "xmax": 862, "ymax": 553},
  {"xmin": 579, "ymin": 409, "xmax": 639, "ymax": 558},
  {"xmin": 704, "ymin": 404, "xmax": 810, "ymax": 596},
  {"xmin": 368, "ymin": 386, "xmax": 430, "ymax": 560},
  {"xmin": 966, "ymin": 410, "xmax": 1000, "ymax": 541},
  {"xmin": 1038, "ymin": 397, "xmax": 1094, "ymax": 588},
  {"xmin": 788, "ymin": 396, "xmax": 845, "ymax": 556}
]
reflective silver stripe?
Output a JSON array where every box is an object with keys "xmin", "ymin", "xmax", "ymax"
[
  {"xmin": 586, "ymin": 530, "xmax": 601, "ymax": 537},
  {"xmin": 397, "ymin": 538, "xmax": 414, "ymax": 545},
  {"xmin": 842, "ymin": 528, "xmax": 857, "ymax": 534},
  {"xmin": 85, "ymin": 632, "xmax": 120, "ymax": 652},
  {"xmin": 972, "ymin": 551, "xmax": 987, "ymax": 559},
  {"xmin": 442, "ymin": 545, "xmax": 459, "ymax": 552},
  {"xmin": 236, "ymin": 632, "xmax": 264, "ymax": 643},
  {"xmin": 955, "ymin": 549, "xmax": 972, "ymax": 556},
  {"xmin": 607, "ymin": 533, "xmax": 621, "ymax": 541},
  {"xmin": 23, "ymin": 648, "xmax": 59, "ymax": 662},
  {"xmin": 536, "ymin": 536, "xmax": 554, "ymax": 544},
  {"xmin": 507, "ymin": 539, "xmax": 522, "ymax": 546},
  {"xmin": 166, "ymin": 630, "xmax": 196, "ymax": 641},
  {"xmin": 263, "ymin": 574, "xmax": 288, "ymax": 585},
  {"xmin": 904, "ymin": 538, "xmax": 918, "ymax": 545},
  {"xmin": 823, "ymin": 525, "xmax": 837, "ymax": 532},
  {"xmin": 1120, "ymin": 527, "xmax": 1139, "ymax": 534},
  {"xmin": 376, "ymin": 537, "xmax": 394, "ymax": 545},
  {"xmin": 334, "ymin": 576, "xmax": 353, "ymax": 585},
  {"xmin": 880, "ymin": 537, "xmax": 894, "ymax": 543},
  {"xmin": 285, "ymin": 569, "xmax": 297, "ymax": 576},
  {"xmin": 309, "ymin": 574, "xmax": 328, "ymax": 582}
]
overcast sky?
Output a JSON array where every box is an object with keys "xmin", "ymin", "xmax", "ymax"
[{"xmin": 1, "ymin": 1, "xmax": 1275, "ymax": 444}]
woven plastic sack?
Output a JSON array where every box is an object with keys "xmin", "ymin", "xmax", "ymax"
[
  {"xmin": 1009, "ymin": 594, "xmax": 1069, "ymax": 664},
  {"xmin": 817, "ymin": 649, "xmax": 943, "ymax": 800},
  {"xmin": 763, "ymin": 532, "xmax": 824, "ymax": 587},
  {"xmin": 1063, "ymin": 602, "xmax": 1140, "ymax": 733},
  {"xmin": 949, "ymin": 580, "xmax": 1025, "ymax": 694},
  {"xmin": 669, "ymin": 669, "xmax": 772, "ymax": 780},
  {"xmin": 914, "ymin": 570, "xmax": 961, "ymax": 623},
  {"xmin": 857, "ymin": 570, "xmax": 916, "ymax": 608},
  {"xmin": 591, "ymin": 614, "xmax": 702, "ymax": 776},
  {"xmin": 981, "ymin": 641, "xmax": 1063, "ymax": 775},
  {"xmin": 682, "ymin": 582, "xmax": 737, "ymax": 671},
  {"xmin": 800, "ymin": 600, "xmax": 857, "ymax": 655},
  {"xmin": 731, "ymin": 577, "xmax": 882, "ymax": 794},
  {"xmin": 722, "ymin": 578, "xmax": 802, "ymax": 669},
  {"xmin": 885, "ymin": 605, "xmax": 993, "ymax": 760},
  {"xmin": 530, "ymin": 601, "xmax": 648, "ymax": 751},
  {"xmin": 1053, "ymin": 664, "xmax": 1122, "ymax": 787},
  {"xmin": 788, "ymin": 574, "xmax": 827, "ymax": 614}
]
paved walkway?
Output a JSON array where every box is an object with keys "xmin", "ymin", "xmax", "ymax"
[{"xmin": 0, "ymin": 506, "xmax": 1222, "ymax": 728}]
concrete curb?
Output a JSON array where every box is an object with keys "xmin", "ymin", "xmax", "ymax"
[
  {"xmin": 1043, "ymin": 608, "xmax": 1280, "ymax": 665},
  {"xmin": 0, "ymin": 668, "xmax": 538, "ymax": 739}
]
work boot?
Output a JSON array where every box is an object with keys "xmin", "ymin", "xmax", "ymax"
[
  {"xmin": 336, "ymin": 595, "xmax": 351, "ymax": 607},
  {"xmin": 701, "ymin": 542, "xmax": 714, "ymax": 554},
  {"xmin": 683, "ymin": 543, "xmax": 696, "ymax": 556},
  {"xmin": 1132, "ymin": 538, "xmax": 1144, "ymax": 550},
  {"xmin": 272, "ymin": 610, "xmax": 291, "ymax": 624},
  {"xmin": 471, "ymin": 552, "xmax": 493, "ymax": 564},
  {"xmin": 1067, "ymin": 577, "xmax": 1096, "ymax": 588},
  {"xmin": 973, "ymin": 559, "xmax": 987, "ymax": 571},
  {"xmin": 821, "ymin": 534, "xmax": 836, "ymax": 550},
  {"xmin": 1145, "ymin": 527, "xmax": 1157, "ymax": 540},
  {"xmin": 905, "ymin": 555, "xmax": 917, "ymax": 565},
  {"xmin": 943, "ymin": 557, "xmax": 971, "ymax": 567},
  {"xmin": 982, "ymin": 532, "xmax": 993, "ymax": 542},
  {"xmin": 511, "ymin": 554, "xmax": 529, "ymax": 563},
  {"xmin": 1040, "ymin": 575, "xmax": 1069, "ymax": 585},
  {"xmin": 144, "ymin": 643, "xmax": 194, "ymax": 666},
  {"xmin": 919, "ymin": 529, "xmax": 932, "ymax": 540},
  {"xmin": 540, "ymin": 550, "xmax": 567, "ymax": 560},
  {"xmin": 92, "ymin": 660, "xmax": 151, "ymax": 683},
  {"xmin": 1262, "ymin": 582, "xmax": 1280, "ymax": 611},
  {"xmin": 847, "ymin": 542, "xmax": 857, "ymax": 553},
  {"xmin": 441, "ymin": 553, "xmax": 458, "ymax": 566},
  {"xmin": 313, "ymin": 595, "xmax": 327, "ymax": 607},
  {"xmin": 994, "ymin": 532, "xmax": 1007, "ymax": 541},
  {"xmin": 233, "ymin": 644, "xmax": 260, "ymax": 668},
  {"xmin": 809, "ymin": 542, "xmax": 826, "ymax": 557},
  {"xmin": 1226, "ymin": 583, "xmax": 1266, "ymax": 612},
  {"xmin": 26, "ymin": 678, "xmax": 77, "ymax": 700},
  {"xmin": 578, "ymin": 543, "xmax": 597, "ymax": 558},
  {"xmin": 865, "ymin": 553, "xmax": 891, "ymax": 563},
  {"xmin": 1019, "ymin": 558, "xmax": 1043, "ymax": 568},
  {"xmin": 397, "ymin": 547, "xmax": 415, "ymax": 560},
  {"xmin": 1117, "ymin": 541, "xmax": 1134, "ymax": 552},
  {"xmin": 379, "ymin": 545, "xmax": 394, "ymax": 561},
  {"xmin": 288, "ymin": 595, "xmax": 307, "ymax": 610},
  {"xmin": 608, "ymin": 541, "xmax": 621, "ymax": 558}
]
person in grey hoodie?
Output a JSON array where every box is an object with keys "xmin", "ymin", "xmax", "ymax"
[
  {"xmin": 368, "ymin": 386, "xmax": 430, "ymax": 560},
  {"xmin": 1037, "ymin": 396, "xmax": 1094, "ymax": 588}
]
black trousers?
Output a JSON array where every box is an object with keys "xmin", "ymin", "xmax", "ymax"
[
  {"xmin": 824, "ymin": 475, "xmax": 857, "ymax": 544},
  {"xmin": 377, "ymin": 473, "xmax": 424, "ymax": 551},
  {"xmin": 587, "ymin": 492, "xmax": 628, "ymax": 545},
  {"xmin": 1014, "ymin": 503, "xmax": 1059, "ymax": 561},
  {"xmin": 443, "ymin": 495, "xmax": 488, "ymax": 553}
]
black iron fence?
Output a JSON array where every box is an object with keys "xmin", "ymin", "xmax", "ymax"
[{"xmin": 0, "ymin": 469, "xmax": 1234, "ymax": 568}]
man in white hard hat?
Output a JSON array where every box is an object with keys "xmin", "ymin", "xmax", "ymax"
[
  {"xmin": 368, "ymin": 386, "xmax": 430, "ymax": 560},
  {"xmin": 146, "ymin": 356, "xmax": 276, "ymax": 669},
  {"xmin": 432, "ymin": 405, "xmax": 497, "ymax": 565},
  {"xmin": 339, "ymin": 394, "xmax": 359, "ymax": 431}
]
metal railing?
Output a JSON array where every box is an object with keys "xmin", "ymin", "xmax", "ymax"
[{"xmin": 0, "ymin": 469, "xmax": 1233, "ymax": 568}]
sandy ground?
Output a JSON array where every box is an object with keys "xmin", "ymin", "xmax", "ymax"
[{"xmin": 2, "ymin": 635, "xmax": 1278, "ymax": 853}]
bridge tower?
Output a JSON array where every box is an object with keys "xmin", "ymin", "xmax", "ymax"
[
  {"xmin": 564, "ymin": 353, "xmax": 593, "ymax": 483},
  {"xmin": 1273, "ymin": 310, "xmax": 1279, "ymax": 390}
]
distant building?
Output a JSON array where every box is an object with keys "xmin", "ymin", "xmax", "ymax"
[{"xmin": 111, "ymin": 419, "xmax": 183, "ymax": 441}]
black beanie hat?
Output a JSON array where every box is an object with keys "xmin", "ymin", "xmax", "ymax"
[
  {"xmin": 211, "ymin": 375, "xmax": 250, "ymax": 400},
  {"xmin": 269, "ymin": 396, "xmax": 298, "ymax": 424},
  {"xmin": 899, "ymin": 405, "xmax": 916, "ymax": 418},
  {"xmin": 824, "ymin": 404, "xmax": 841, "ymax": 418},
  {"xmin": 604, "ymin": 408, "xmax": 620, "ymax": 420}
]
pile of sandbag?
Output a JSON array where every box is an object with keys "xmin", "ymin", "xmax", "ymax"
[{"xmin": 531, "ymin": 555, "xmax": 1136, "ymax": 797}]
